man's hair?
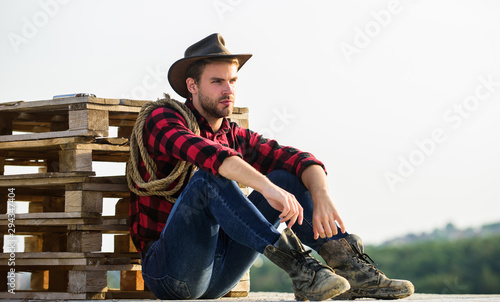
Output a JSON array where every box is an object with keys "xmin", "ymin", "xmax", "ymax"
[{"xmin": 185, "ymin": 57, "xmax": 240, "ymax": 97}]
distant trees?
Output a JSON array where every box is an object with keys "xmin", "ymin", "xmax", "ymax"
[{"xmin": 364, "ymin": 234, "xmax": 500, "ymax": 294}]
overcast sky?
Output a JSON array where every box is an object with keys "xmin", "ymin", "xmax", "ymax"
[{"xmin": 1, "ymin": 0, "xmax": 500, "ymax": 244}]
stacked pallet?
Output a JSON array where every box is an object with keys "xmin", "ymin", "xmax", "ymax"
[{"xmin": 0, "ymin": 96, "xmax": 250, "ymax": 299}]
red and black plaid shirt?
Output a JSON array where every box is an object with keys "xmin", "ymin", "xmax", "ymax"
[{"xmin": 129, "ymin": 99, "xmax": 325, "ymax": 252}]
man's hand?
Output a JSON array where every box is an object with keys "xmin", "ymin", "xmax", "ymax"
[
  {"xmin": 219, "ymin": 156, "xmax": 303, "ymax": 229},
  {"xmin": 261, "ymin": 182, "xmax": 303, "ymax": 229},
  {"xmin": 311, "ymin": 190, "xmax": 345, "ymax": 239},
  {"xmin": 301, "ymin": 165, "xmax": 346, "ymax": 239}
]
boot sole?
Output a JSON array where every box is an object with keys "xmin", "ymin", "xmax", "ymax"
[
  {"xmin": 332, "ymin": 284, "xmax": 415, "ymax": 300},
  {"xmin": 295, "ymin": 278, "xmax": 350, "ymax": 301}
]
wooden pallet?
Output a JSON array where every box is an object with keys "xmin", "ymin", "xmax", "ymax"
[{"xmin": 1, "ymin": 96, "xmax": 250, "ymax": 299}]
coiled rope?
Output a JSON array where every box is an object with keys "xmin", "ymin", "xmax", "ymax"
[{"xmin": 126, "ymin": 94, "xmax": 199, "ymax": 203}]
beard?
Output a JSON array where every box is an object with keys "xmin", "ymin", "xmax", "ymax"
[{"xmin": 198, "ymin": 89, "xmax": 234, "ymax": 119}]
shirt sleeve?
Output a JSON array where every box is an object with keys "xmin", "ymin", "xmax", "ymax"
[
  {"xmin": 145, "ymin": 106, "xmax": 241, "ymax": 175},
  {"xmin": 232, "ymin": 124, "xmax": 326, "ymax": 178}
]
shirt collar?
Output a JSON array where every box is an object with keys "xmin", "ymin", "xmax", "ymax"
[{"xmin": 184, "ymin": 99, "xmax": 231, "ymax": 134}]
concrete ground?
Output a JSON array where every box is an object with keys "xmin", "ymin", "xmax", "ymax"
[
  {"xmin": 4, "ymin": 293, "xmax": 500, "ymax": 302},
  {"xmin": 235, "ymin": 292, "xmax": 500, "ymax": 302}
]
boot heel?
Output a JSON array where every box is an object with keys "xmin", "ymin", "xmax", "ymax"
[{"xmin": 294, "ymin": 293, "xmax": 307, "ymax": 301}]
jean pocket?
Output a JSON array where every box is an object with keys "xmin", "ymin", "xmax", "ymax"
[{"xmin": 143, "ymin": 273, "xmax": 192, "ymax": 300}]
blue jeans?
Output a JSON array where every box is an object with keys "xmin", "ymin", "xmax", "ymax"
[{"xmin": 141, "ymin": 169, "xmax": 345, "ymax": 299}]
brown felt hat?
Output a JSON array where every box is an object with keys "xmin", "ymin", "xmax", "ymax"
[{"xmin": 167, "ymin": 33, "xmax": 252, "ymax": 98}]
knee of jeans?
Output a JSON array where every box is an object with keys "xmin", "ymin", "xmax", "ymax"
[
  {"xmin": 268, "ymin": 169, "xmax": 294, "ymax": 179},
  {"xmin": 267, "ymin": 169, "xmax": 300, "ymax": 185},
  {"xmin": 191, "ymin": 169, "xmax": 211, "ymax": 181}
]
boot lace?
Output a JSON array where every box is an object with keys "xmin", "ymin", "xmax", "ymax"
[
  {"xmin": 350, "ymin": 244, "xmax": 384, "ymax": 275},
  {"xmin": 291, "ymin": 249, "xmax": 329, "ymax": 272}
]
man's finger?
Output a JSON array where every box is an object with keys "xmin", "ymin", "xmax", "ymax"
[
  {"xmin": 298, "ymin": 205, "xmax": 304, "ymax": 225},
  {"xmin": 337, "ymin": 216, "xmax": 346, "ymax": 234},
  {"xmin": 313, "ymin": 227, "xmax": 319, "ymax": 240},
  {"xmin": 323, "ymin": 220, "xmax": 334, "ymax": 238},
  {"xmin": 287, "ymin": 214, "xmax": 298, "ymax": 229},
  {"xmin": 330, "ymin": 218, "xmax": 339, "ymax": 236}
]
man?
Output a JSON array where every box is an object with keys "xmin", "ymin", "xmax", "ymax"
[{"xmin": 128, "ymin": 33, "xmax": 414, "ymax": 300}]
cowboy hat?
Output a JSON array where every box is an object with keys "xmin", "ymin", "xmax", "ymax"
[{"xmin": 167, "ymin": 33, "xmax": 252, "ymax": 98}]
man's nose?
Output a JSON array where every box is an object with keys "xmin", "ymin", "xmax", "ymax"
[{"xmin": 222, "ymin": 81, "xmax": 235, "ymax": 95}]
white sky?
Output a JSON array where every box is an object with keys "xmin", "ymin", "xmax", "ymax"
[{"xmin": 1, "ymin": 0, "xmax": 500, "ymax": 244}]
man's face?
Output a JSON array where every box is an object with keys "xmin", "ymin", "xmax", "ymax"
[{"xmin": 191, "ymin": 61, "xmax": 238, "ymax": 121}]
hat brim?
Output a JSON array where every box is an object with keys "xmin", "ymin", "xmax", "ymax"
[{"xmin": 168, "ymin": 54, "xmax": 252, "ymax": 98}]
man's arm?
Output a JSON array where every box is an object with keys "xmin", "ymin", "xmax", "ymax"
[
  {"xmin": 301, "ymin": 164, "xmax": 346, "ymax": 240},
  {"xmin": 218, "ymin": 156, "xmax": 304, "ymax": 229}
]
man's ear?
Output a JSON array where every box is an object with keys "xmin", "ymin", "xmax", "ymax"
[{"xmin": 186, "ymin": 78, "xmax": 197, "ymax": 95}]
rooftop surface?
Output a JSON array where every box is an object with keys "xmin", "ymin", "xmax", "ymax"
[
  {"xmin": 5, "ymin": 293, "xmax": 500, "ymax": 302},
  {"xmin": 240, "ymin": 293, "xmax": 500, "ymax": 302}
]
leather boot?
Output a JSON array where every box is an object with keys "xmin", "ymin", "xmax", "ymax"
[
  {"xmin": 319, "ymin": 234, "xmax": 414, "ymax": 300},
  {"xmin": 264, "ymin": 228, "xmax": 350, "ymax": 301}
]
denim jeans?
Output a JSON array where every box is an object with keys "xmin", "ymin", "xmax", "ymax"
[{"xmin": 141, "ymin": 169, "xmax": 345, "ymax": 299}]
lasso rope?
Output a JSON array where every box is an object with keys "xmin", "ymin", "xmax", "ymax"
[{"xmin": 126, "ymin": 94, "xmax": 200, "ymax": 203}]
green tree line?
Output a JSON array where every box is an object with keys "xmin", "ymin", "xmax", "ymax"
[{"xmin": 366, "ymin": 233, "xmax": 500, "ymax": 294}]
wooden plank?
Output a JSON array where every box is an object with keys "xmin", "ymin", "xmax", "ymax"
[
  {"xmin": 0, "ymin": 257, "xmax": 88, "ymax": 266},
  {"xmin": 0, "ymin": 96, "xmax": 121, "ymax": 113},
  {"xmin": 114, "ymin": 234, "xmax": 137, "ymax": 253},
  {"xmin": 24, "ymin": 236, "xmax": 43, "ymax": 252},
  {"xmin": 0, "ymin": 171, "xmax": 95, "ymax": 180},
  {"xmin": 0, "ymin": 129, "xmax": 106, "ymax": 142},
  {"xmin": 59, "ymin": 148, "xmax": 93, "ymax": 172},
  {"xmin": 0, "ymin": 251, "xmax": 139, "ymax": 259},
  {"xmin": 64, "ymin": 143, "xmax": 130, "ymax": 152},
  {"xmin": 92, "ymin": 153, "xmax": 130, "ymax": 163},
  {"xmin": 0, "ymin": 136, "xmax": 91, "ymax": 150},
  {"xmin": 67, "ymin": 231, "xmax": 102, "ymax": 252},
  {"xmin": 67, "ymin": 183, "xmax": 129, "ymax": 193},
  {"xmin": 232, "ymin": 107, "xmax": 249, "ymax": 114},
  {"xmin": 118, "ymin": 126, "xmax": 133, "ymax": 138},
  {"xmin": 228, "ymin": 113, "xmax": 249, "ymax": 128},
  {"xmin": 71, "ymin": 224, "xmax": 129, "ymax": 232},
  {"xmin": 93, "ymin": 137, "xmax": 129, "ymax": 145},
  {"xmin": 0, "ymin": 171, "xmax": 95, "ymax": 187},
  {"xmin": 0, "ymin": 292, "xmax": 100, "ymax": 300},
  {"xmin": 115, "ymin": 197, "xmax": 130, "ymax": 215},
  {"xmin": 119, "ymin": 99, "xmax": 151, "ymax": 107},
  {"xmin": 85, "ymin": 103, "xmax": 142, "ymax": 113},
  {"xmin": 69, "ymin": 109, "xmax": 109, "ymax": 133},
  {"xmin": 0, "ymin": 113, "xmax": 14, "ymax": 135},
  {"xmin": 225, "ymin": 271, "xmax": 250, "ymax": 297},
  {"xmin": 73, "ymin": 264, "xmax": 142, "ymax": 271},
  {"xmin": 0, "ymin": 212, "xmax": 98, "ymax": 224},
  {"xmin": 0, "ymin": 100, "xmax": 25, "ymax": 107},
  {"xmin": 121, "ymin": 270, "xmax": 144, "ymax": 291},
  {"xmin": 88, "ymin": 96, "xmax": 122, "ymax": 106},
  {"xmin": 65, "ymin": 190, "xmax": 103, "ymax": 213},
  {"xmin": 42, "ymin": 232, "xmax": 67, "ymax": 252},
  {"xmin": 31, "ymin": 270, "xmax": 49, "ymax": 290},
  {"xmin": 28, "ymin": 200, "xmax": 44, "ymax": 212},
  {"xmin": 68, "ymin": 270, "xmax": 108, "ymax": 293}
]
